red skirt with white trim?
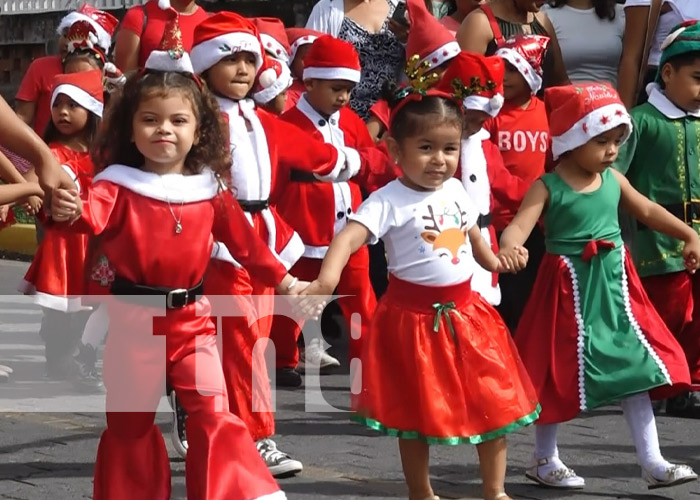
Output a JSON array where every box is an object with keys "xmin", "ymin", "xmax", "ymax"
[{"xmin": 353, "ymin": 276, "xmax": 540, "ymax": 444}]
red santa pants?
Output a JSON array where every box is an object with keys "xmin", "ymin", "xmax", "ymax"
[
  {"xmin": 270, "ymin": 247, "xmax": 376, "ymax": 369},
  {"xmin": 93, "ymin": 297, "xmax": 280, "ymax": 500},
  {"xmin": 205, "ymin": 259, "xmax": 276, "ymax": 441},
  {"xmin": 642, "ymin": 271, "xmax": 700, "ymax": 384}
]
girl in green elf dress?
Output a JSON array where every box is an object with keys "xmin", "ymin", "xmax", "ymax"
[{"xmin": 499, "ymin": 82, "xmax": 700, "ymax": 491}]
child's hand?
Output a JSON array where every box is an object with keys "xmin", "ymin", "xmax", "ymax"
[
  {"xmin": 0, "ymin": 204, "xmax": 9, "ymax": 222},
  {"xmin": 24, "ymin": 195, "xmax": 43, "ymax": 215},
  {"xmin": 497, "ymin": 245, "xmax": 529, "ymax": 273},
  {"xmin": 293, "ymin": 279, "xmax": 333, "ymax": 319},
  {"xmin": 683, "ymin": 236, "xmax": 700, "ymax": 273},
  {"xmin": 51, "ymin": 188, "xmax": 80, "ymax": 222}
]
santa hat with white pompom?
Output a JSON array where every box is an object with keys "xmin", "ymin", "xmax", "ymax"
[
  {"xmin": 253, "ymin": 57, "xmax": 293, "ymax": 104},
  {"xmin": 143, "ymin": 0, "xmax": 195, "ymax": 74},
  {"xmin": 191, "ymin": 11, "xmax": 264, "ymax": 75}
]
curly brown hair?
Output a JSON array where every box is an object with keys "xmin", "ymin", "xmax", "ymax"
[{"xmin": 91, "ymin": 71, "xmax": 231, "ymax": 177}]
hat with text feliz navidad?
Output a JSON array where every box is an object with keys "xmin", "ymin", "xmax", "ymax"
[
  {"xmin": 657, "ymin": 20, "xmax": 700, "ymax": 81},
  {"xmin": 546, "ymin": 82, "xmax": 632, "ymax": 159},
  {"xmin": 496, "ymin": 34, "xmax": 550, "ymax": 94}
]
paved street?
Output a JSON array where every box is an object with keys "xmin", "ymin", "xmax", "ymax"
[{"xmin": 0, "ymin": 258, "xmax": 699, "ymax": 500}]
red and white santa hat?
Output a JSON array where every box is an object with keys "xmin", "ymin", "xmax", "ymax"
[
  {"xmin": 57, "ymin": 4, "xmax": 118, "ymax": 55},
  {"xmin": 547, "ymin": 83, "xmax": 632, "ymax": 159},
  {"xmin": 191, "ymin": 12, "xmax": 264, "ymax": 75},
  {"xmin": 435, "ymin": 51, "xmax": 505, "ymax": 117},
  {"xmin": 286, "ymin": 27, "xmax": 324, "ymax": 64},
  {"xmin": 251, "ymin": 17, "xmax": 291, "ymax": 66},
  {"xmin": 51, "ymin": 70, "xmax": 104, "ymax": 118},
  {"xmin": 144, "ymin": 1, "xmax": 194, "ymax": 74},
  {"xmin": 405, "ymin": 0, "xmax": 460, "ymax": 71},
  {"xmin": 496, "ymin": 34, "xmax": 550, "ymax": 94},
  {"xmin": 253, "ymin": 57, "xmax": 293, "ymax": 104},
  {"xmin": 303, "ymin": 35, "xmax": 361, "ymax": 83}
]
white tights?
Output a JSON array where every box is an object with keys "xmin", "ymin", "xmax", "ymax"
[{"xmin": 535, "ymin": 393, "xmax": 671, "ymax": 475}]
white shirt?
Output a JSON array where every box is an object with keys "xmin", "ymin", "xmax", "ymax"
[{"xmin": 350, "ymin": 178, "xmax": 479, "ymax": 286}]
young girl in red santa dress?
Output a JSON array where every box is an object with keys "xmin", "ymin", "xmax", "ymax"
[
  {"xmin": 19, "ymin": 70, "xmax": 103, "ymax": 383},
  {"xmin": 47, "ymin": 23, "xmax": 309, "ymax": 500},
  {"xmin": 300, "ymin": 86, "xmax": 539, "ymax": 500},
  {"xmin": 188, "ymin": 11, "xmax": 359, "ymax": 475},
  {"xmin": 501, "ymin": 83, "xmax": 698, "ymax": 490}
]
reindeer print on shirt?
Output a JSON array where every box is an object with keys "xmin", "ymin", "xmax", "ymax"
[{"xmin": 420, "ymin": 202, "xmax": 470, "ymax": 265}]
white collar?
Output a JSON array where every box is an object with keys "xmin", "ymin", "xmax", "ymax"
[
  {"xmin": 297, "ymin": 93, "xmax": 341, "ymax": 128},
  {"xmin": 94, "ymin": 165, "xmax": 222, "ymax": 203},
  {"xmin": 464, "ymin": 128, "xmax": 491, "ymax": 142},
  {"xmin": 647, "ymin": 83, "xmax": 700, "ymax": 119}
]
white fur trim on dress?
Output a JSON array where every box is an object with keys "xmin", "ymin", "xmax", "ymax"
[
  {"xmin": 289, "ymin": 35, "xmax": 318, "ymax": 64},
  {"xmin": 18, "ymin": 279, "xmax": 88, "ymax": 312},
  {"xmin": 61, "ymin": 164, "xmax": 81, "ymax": 195},
  {"xmin": 93, "ymin": 165, "xmax": 221, "ymax": 203},
  {"xmin": 496, "ymin": 47, "xmax": 542, "ymax": 94},
  {"xmin": 620, "ymin": 246, "xmax": 672, "ymax": 384},
  {"xmin": 420, "ymin": 41, "xmax": 460, "ymax": 71},
  {"xmin": 145, "ymin": 50, "xmax": 195, "ymax": 74},
  {"xmin": 551, "ymin": 103, "xmax": 632, "ymax": 160},
  {"xmin": 463, "ymin": 94, "xmax": 503, "ymax": 118},
  {"xmin": 303, "ymin": 244, "xmax": 330, "ymax": 259},
  {"xmin": 51, "ymin": 84, "xmax": 103, "ymax": 118},
  {"xmin": 253, "ymin": 491, "xmax": 287, "ymax": 500},
  {"xmin": 561, "ymin": 255, "xmax": 588, "ymax": 412},
  {"xmin": 260, "ymin": 34, "xmax": 290, "ymax": 65},
  {"xmin": 210, "ymin": 241, "xmax": 243, "ymax": 268},
  {"xmin": 191, "ymin": 32, "xmax": 263, "ymax": 74},
  {"xmin": 302, "ymin": 66, "xmax": 361, "ymax": 83},
  {"xmin": 277, "ymin": 231, "xmax": 305, "ymax": 270},
  {"xmin": 57, "ymin": 12, "xmax": 111, "ymax": 53},
  {"xmin": 253, "ymin": 63, "xmax": 293, "ymax": 104}
]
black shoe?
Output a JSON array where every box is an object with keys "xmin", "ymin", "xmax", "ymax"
[
  {"xmin": 276, "ymin": 368, "xmax": 302, "ymax": 388},
  {"xmin": 72, "ymin": 343, "xmax": 104, "ymax": 393},
  {"xmin": 169, "ymin": 391, "xmax": 188, "ymax": 458},
  {"xmin": 666, "ymin": 391, "xmax": 700, "ymax": 418}
]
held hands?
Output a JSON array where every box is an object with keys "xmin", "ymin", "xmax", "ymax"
[
  {"xmin": 683, "ymin": 235, "xmax": 700, "ymax": 273},
  {"xmin": 294, "ymin": 279, "xmax": 334, "ymax": 320},
  {"xmin": 497, "ymin": 245, "xmax": 529, "ymax": 273},
  {"xmin": 276, "ymin": 278, "xmax": 327, "ymax": 320},
  {"xmin": 50, "ymin": 188, "xmax": 82, "ymax": 222}
]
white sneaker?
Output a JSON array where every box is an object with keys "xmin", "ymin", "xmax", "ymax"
[
  {"xmin": 256, "ymin": 438, "xmax": 303, "ymax": 477},
  {"xmin": 643, "ymin": 464, "xmax": 697, "ymax": 490},
  {"xmin": 525, "ymin": 456, "xmax": 585, "ymax": 489},
  {"xmin": 299, "ymin": 338, "xmax": 340, "ymax": 371}
]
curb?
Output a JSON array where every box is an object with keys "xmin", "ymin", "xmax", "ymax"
[{"xmin": 0, "ymin": 224, "xmax": 36, "ymax": 256}]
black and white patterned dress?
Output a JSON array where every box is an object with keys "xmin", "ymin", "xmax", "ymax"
[{"xmin": 339, "ymin": 0, "xmax": 405, "ymax": 121}]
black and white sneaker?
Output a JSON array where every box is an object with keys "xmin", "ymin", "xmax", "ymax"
[
  {"xmin": 72, "ymin": 343, "xmax": 104, "ymax": 393},
  {"xmin": 168, "ymin": 390, "xmax": 188, "ymax": 458},
  {"xmin": 256, "ymin": 438, "xmax": 303, "ymax": 478}
]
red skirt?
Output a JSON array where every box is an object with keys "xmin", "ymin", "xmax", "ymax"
[
  {"xmin": 353, "ymin": 276, "xmax": 540, "ymax": 444},
  {"xmin": 516, "ymin": 252, "xmax": 691, "ymax": 425},
  {"xmin": 19, "ymin": 226, "xmax": 88, "ymax": 312}
]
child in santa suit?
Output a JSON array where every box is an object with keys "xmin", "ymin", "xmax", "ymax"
[
  {"xmin": 285, "ymin": 28, "xmax": 323, "ymax": 111},
  {"xmin": 435, "ymin": 51, "xmax": 529, "ymax": 306},
  {"xmin": 485, "ymin": 34, "xmax": 551, "ymax": 331},
  {"xmin": 271, "ymin": 35, "xmax": 381, "ymax": 375},
  {"xmin": 367, "ymin": 0, "xmax": 461, "ymax": 142},
  {"xmin": 253, "ymin": 57, "xmax": 293, "ymax": 116},
  {"xmin": 189, "ymin": 12, "xmax": 360, "ymax": 475}
]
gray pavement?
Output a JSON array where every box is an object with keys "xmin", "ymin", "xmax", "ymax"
[{"xmin": 0, "ymin": 259, "xmax": 699, "ymax": 500}]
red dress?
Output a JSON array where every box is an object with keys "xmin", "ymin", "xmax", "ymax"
[
  {"xmin": 67, "ymin": 164, "xmax": 287, "ymax": 500},
  {"xmin": 19, "ymin": 144, "xmax": 92, "ymax": 311}
]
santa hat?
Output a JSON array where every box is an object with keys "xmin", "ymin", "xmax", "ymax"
[
  {"xmin": 65, "ymin": 19, "xmax": 111, "ymax": 61},
  {"xmin": 144, "ymin": 3, "xmax": 194, "ymax": 74},
  {"xmin": 303, "ymin": 35, "xmax": 361, "ymax": 83},
  {"xmin": 191, "ymin": 12, "xmax": 264, "ymax": 75},
  {"xmin": 251, "ymin": 17, "xmax": 291, "ymax": 65},
  {"xmin": 496, "ymin": 34, "xmax": 549, "ymax": 94},
  {"xmin": 435, "ymin": 52, "xmax": 505, "ymax": 117},
  {"xmin": 51, "ymin": 70, "xmax": 104, "ymax": 118},
  {"xmin": 253, "ymin": 57, "xmax": 293, "ymax": 104},
  {"xmin": 57, "ymin": 4, "xmax": 118, "ymax": 55},
  {"xmin": 657, "ymin": 20, "xmax": 700, "ymax": 81},
  {"xmin": 286, "ymin": 28, "xmax": 323, "ymax": 64},
  {"xmin": 405, "ymin": 0, "xmax": 460, "ymax": 71},
  {"xmin": 547, "ymin": 83, "xmax": 632, "ymax": 160}
]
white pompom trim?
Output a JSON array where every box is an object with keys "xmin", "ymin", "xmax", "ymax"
[
  {"xmin": 158, "ymin": 0, "xmax": 171, "ymax": 10},
  {"xmin": 258, "ymin": 68, "xmax": 278, "ymax": 89}
]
